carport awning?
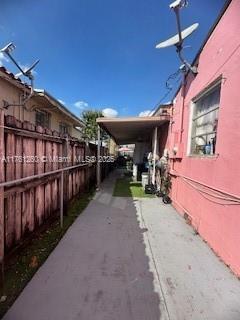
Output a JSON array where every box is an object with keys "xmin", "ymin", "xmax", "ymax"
[{"xmin": 96, "ymin": 115, "xmax": 170, "ymax": 144}]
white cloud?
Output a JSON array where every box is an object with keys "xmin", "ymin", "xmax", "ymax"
[
  {"xmin": 74, "ymin": 100, "xmax": 89, "ymax": 110},
  {"xmin": 139, "ymin": 110, "xmax": 152, "ymax": 117},
  {"xmin": 73, "ymin": 101, "xmax": 118, "ymax": 117},
  {"xmin": 0, "ymin": 52, "xmax": 8, "ymax": 67},
  {"xmin": 58, "ymin": 99, "xmax": 65, "ymax": 105},
  {"xmin": 102, "ymin": 108, "xmax": 118, "ymax": 118}
]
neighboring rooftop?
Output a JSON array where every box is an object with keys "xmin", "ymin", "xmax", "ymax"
[
  {"xmin": 152, "ymin": 102, "xmax": 173, "ymax": 117},
  {"xmin": 0, "ymin": 66, "xmax": 30, "ymax": 90},
  {"xmin": 0, "ymin": 65, "xmax": 84, "ymax": 128},
  {"xmin": 34, "ymin": 89, "xmax": 84, "ymax": 128}
]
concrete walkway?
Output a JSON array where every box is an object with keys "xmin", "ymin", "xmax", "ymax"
[{"xmin": 3, "ymin": 171, "xmax": 240, "ymax": 320}]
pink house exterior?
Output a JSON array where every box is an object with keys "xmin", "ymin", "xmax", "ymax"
[{"xmin": 166, "ymin": 0, "xmax": 240, "ymax": 276}]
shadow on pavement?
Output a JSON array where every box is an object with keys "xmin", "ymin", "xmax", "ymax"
[{"xmin": 3, "ymin": 171, "xmax": 162, "ymax": 320}]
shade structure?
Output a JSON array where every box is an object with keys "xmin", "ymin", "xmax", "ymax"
[{"xmin": 96, "ymin": 115, "xmax": 170, "ymax": 144}]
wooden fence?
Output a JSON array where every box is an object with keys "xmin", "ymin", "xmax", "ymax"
[{"xmin": 0, "ymin": 109, "xmax": 112, "ymax": 269}]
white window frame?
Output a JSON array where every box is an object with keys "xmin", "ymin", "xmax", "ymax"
[{"xmin": 188, "ymin": 78, "xmax": 222, "ymax": 157}]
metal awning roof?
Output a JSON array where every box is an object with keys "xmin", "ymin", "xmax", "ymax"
[{"xmin": 97, "ymin": 115, "xmax": 170, "ymax": 144}]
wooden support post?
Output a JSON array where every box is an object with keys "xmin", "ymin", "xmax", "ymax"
[
  {"xmin": 0, "ymin": 108, "xmax": 5, "ymax": 285},
  {"xmin": 152, "ymin": 126, "xmax": 158, "ymax": 185},
  {"xmin": 97, "ymin": 125, "xmax": 101, "ymax": 190}
]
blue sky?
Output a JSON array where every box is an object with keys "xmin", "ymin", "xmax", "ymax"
[{"xmin": 0, "ymin": 0, "xmax": 226, "ymax": 117}]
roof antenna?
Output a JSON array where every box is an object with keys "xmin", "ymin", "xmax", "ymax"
[
  {"xmin": 0, "ymin": 42, "xmax": 40, "ymax": 106},
  {"xmin": 155, "ymin": 0, "xmax": 198, "ymax": 74}
]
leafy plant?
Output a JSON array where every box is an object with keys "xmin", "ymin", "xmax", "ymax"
[
  {"xmin": 161, "ymin": 174, "xmax": 172, "ymax": 196},
  {"xmin": 81, "ymin": 110, "xmax": 108, "ymax": 143}
]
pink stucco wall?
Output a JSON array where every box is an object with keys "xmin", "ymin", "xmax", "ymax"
[{"xmin": 167, "ymin": 0, "xmax": 240, "ymax": 276}]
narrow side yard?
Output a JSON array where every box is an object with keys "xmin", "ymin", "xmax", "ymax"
[{"xmin": 2, "ymin": 171, "xmax": 240, "ymax": 320}]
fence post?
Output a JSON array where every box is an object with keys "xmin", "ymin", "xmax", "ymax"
[
  {"xmin": 62, "ymin": 137, "xmax": 69, "ymax": 214},
  {"xmin": 0, "ymin": 108, "xmax": 5, "ymax": 285},
  {"xmin": 84, "ymin": 140, "xmax": 89, "ymax": 191},
  {"xmin": 60, "ymin": 170, "xmax": 64, "ymax": 228}
]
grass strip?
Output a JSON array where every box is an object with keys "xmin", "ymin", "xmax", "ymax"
[{"xmin": 113, "ymin": 178, "xmax": 154, "ymax": 198}]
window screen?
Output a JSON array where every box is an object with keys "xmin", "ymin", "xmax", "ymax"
[
  {"xmin": 36, "ymin": 110, "xmax": 50, "ymax": 128},
  {"xmin": 59, "ymin": 122, "xmax": 69, "ymax": 134},
  {"xmin": 190, "ymin": 83, "xmax": 221, "ymax": 155}
]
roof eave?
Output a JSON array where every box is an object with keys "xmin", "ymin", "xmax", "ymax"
[
  {"xmin": 97, "ymin": 115, "xmax": 170, "ymax": 144},
  {"xmin": 34, "ymin": 89, "xmax": 84, "ymax": 127}
]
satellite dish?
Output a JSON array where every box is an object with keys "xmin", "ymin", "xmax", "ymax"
[
  {"xmin": 0, "ymin": 41, "xmax": 40, "ymax": 96},
  {"xmin": 0, "ymin": 42, "xmax": 16, "ymax": 54},
  {"xmin": 155, "ymin": 1, "xmax": 198, "ymax": 74},
  {"xmin": 156, "ymin": 23, "xmax": 199, "ymax": 49},
  {"xmin": 24, "ymin": 60, "xmax": 40, "ymax": 79},
  {"xmin": 15, "ymin": 60, "xmax": 40, "ymax": 79},
  {"xmin": 170, "ymin": 0, "xmax": 183, "ymax": 9}
]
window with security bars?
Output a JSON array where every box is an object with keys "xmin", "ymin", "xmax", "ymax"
[
  {"xmin": 59, "ymin": 122, "xmax": 69, "ymax": 135},
  {"xmin": 190, "ymin": 82, "xmax": 221, "ymax": 156},
  {"xmin": 36, "ymin": 110, "xmax": 50, "ymax": 128}
]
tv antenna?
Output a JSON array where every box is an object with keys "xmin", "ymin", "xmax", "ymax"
[
  {"xmin": 0, "ymin": 42, "xmax": 40, "ymax": 106},
  {"xmin": 155, "ymin": 0, "xmax": 198, "ymax": 74}
]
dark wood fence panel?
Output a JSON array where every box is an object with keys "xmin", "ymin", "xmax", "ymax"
[
  {"xmin": 0, "ymin": 109, "xmax": 4, "ymax": 272},
  {"xmin": 35, "ymin": 129, "xmax": 45, "ymax": 226},
  {"xmin": 5, "ymin": 130, "xmax": 15, "ymax": 248},
  {"xmin": 15, "ymin": 132, "xmax": 22, "ymax": 242},
  {"xmin": 0, "ymin": 112, "xmax": 111, "ymax": 263}
]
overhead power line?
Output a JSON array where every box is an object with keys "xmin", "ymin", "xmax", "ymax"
[{"xmin": 151, "ymin": 68, "xmax": 182, "ymax": 112}]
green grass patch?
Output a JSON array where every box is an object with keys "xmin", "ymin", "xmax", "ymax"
[
  {"xmin": 0, "ymin": 190, "xmax": 94, "ymax": 318},
  {"xmin": 113, "ymin": 178, "xmax": 154, "ymax": 198}
]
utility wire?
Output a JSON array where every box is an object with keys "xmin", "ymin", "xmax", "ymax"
[
  {"xmin": 151, "ymin": 68, "xmax": 182, "ymax": 112},
  {"xmin": 182, "ymin": 178, "xmax": 240, "ymax": 206}
]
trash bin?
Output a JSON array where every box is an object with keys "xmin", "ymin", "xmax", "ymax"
[{"xmin": 141, "ymin": 173, "xmax": 149, "ymax": 190}]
